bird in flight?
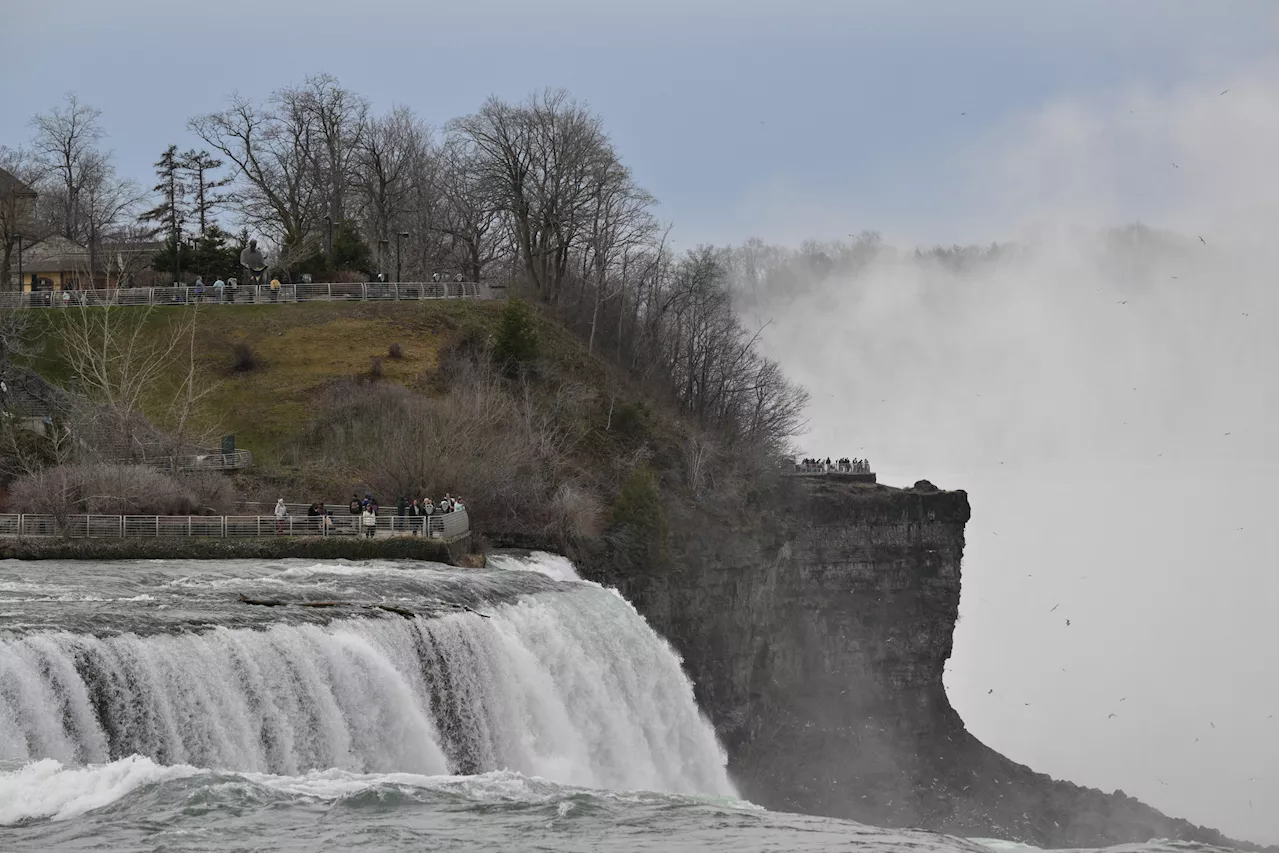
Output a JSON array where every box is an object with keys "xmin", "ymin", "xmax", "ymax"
[
  {"xmin": 1065, "ymin": 619, "xmax": 1071, "ymax": 627},
  {"xmin": 1199, "ymin": 236, "xmax": 1206, "ymax": 245},
  {"xmin": 1116, "ymin": 300, "xmax": 1128, "ymax": 305},
  {"xmin": 1050, "ymin": 604, "xmax": 1059, "ymax": 613},
  {"xmin": 1220, "ymin": 89, "xmax": 1230, "ymax": 95},
  {"xmin": 1108, "ymin": 713, "xmax": 1117, "ymax": 719},
  {"xmin": 1172, "ymin": 162, "xmax": 1179, "ymax": 168},
  {"xmin": 988, "ymin": 689, "xmax": 994, "ymax": 694}
]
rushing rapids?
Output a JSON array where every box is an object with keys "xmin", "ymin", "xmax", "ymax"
[{"xmin": 0, "ymin": 554, "xmax": 732, "ymax": 797}]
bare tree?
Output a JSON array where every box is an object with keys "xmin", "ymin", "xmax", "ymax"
[
  {"xmin": 56, "ymin": 298, "xmax": 211, "ymax": 461},
  {"xmin": 430, "ymin": 136, "xmax": 513, "ymax": 281},
  {"xmin": 351, "ymin": 105, "xmax": 432, "ymax": 272},
  {"xmin": 28, "ymin": 93, "xmax": 107, "ymax": 244},
  {"xmin": 189, "ymin": 92, "xmax": 319, "ymax": 267},
  {"xmin": 451, "ymin": 89, "xmax": 614, "ymax": 302}
]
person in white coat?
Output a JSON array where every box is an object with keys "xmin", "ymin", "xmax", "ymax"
[{"xmin": 274, "ymin": 498, "xmax": 287, "ymax": 534}]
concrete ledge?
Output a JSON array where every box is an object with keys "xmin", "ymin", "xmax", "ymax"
[{"xmin": 0, "ymin": 533, "xmax": 475, "ymax": 564}]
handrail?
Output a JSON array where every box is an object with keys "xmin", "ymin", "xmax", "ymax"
[
  {"xmin": 0, "ymin": 508, "xmax": 469, "ymax": 541},
  {"xmin": 0, "ymin": 282, "xmax": 488, "ymax": 310}
]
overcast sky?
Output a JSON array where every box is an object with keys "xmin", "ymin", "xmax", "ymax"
[{"xmin": 2, "ymin": 0, "xmax": 1276, "ymax": 845}]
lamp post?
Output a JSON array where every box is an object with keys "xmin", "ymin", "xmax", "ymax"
[
  {"xmin": 324, "ymin": 215, "xmax": 333, "ymax": 271},
  {"xmin": 174, "ymin": 220, "xmax": 184, "ymax": 286},
  {"xmin": 377, "ymin": 238, "xmax": 389, "ymax": 282},
  {"xmin": 15, "ymin": 235, "xmax": 22, "ymax": 292},
  {"xmin": 395, "ymin": 231, "xmax": 409, "ymax": 283}
]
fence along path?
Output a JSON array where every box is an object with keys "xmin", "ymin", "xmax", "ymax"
[
  {"xmin": 1, "ymin": 281, "xmax": 487, "ymax": 309},
  {"xmin": 0, "ymin": 509, "xmax": 470, "ymax": 541}
]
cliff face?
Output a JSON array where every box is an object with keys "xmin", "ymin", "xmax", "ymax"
[{"xmin": 573, "ymin": 477, "xmax": 1260, "ymax": 850}]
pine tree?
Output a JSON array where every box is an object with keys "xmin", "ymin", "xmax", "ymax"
[
  {"xmin": 179, "ymin": 149, "xmax": 230, "ymax": 236},
  {"xmin": 138, "ymin": 145, "xmax": 185, "ymax": 242}
]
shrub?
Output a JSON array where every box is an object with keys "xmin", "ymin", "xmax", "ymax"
[
  {"xmin": 608, "ymin": 464, "xmax": 670, "ymax": 567},
  {"xmin": 493, "ymin": 298, "xmax": 540, "ymax": 376},
  {"xmin": 231, "ymin": 341, "xmax": 258, "ymax": 372},
  {"xmin": 178, "ymin": 470, "xmax": 238, "ymax": 514},
  {"xmin": 8, "ymin": 463, "xmax": 234, "ymax": 518},
  {"xmin": 388, "ymin": 342, "xmax": 404, "ymax": 360},
  {"xmin": 310, "ymin": 362, "xmax": 585, "ymax": 537},
  {"xmin": 369, "ymin": 356, "xmax": 384, "ymax": 379}
]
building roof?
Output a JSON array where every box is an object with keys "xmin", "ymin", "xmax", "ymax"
[{"xmin": 0, "ymin": 167, "xmax": 38, "ymax": 199}]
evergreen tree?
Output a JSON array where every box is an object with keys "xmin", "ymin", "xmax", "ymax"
[
  {"xmin": 179, "ymin": 149, "xmax": 230, "ymax": 236},
  {"xmin": 138, "ymin": 145, "xmax": 185, "ymax": 242}
]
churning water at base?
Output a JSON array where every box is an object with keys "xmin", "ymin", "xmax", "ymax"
[{"xmin": 0, "ymin": 556, "xmax": 1253, "ymax": 852}]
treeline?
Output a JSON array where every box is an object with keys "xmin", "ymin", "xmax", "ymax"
[{"xmin": 1, "ymin": 77, "xmax": 812, "ymax": 485}]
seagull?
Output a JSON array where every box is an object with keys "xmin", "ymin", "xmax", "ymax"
[
  {"xmin": 1065, "ymin": 619, "xmax": 1071, "ymax": 627},
  {"xmin": 1209, "ymin": 722, "xmax": 1215, "ymax": 728},
  {"xmin": 1224, "ymin": 432, "xmax": 1231, "ymax": 436},
  {"xmin": 1172, "ymin": 162, "xmax": 1179, "ymax": 168},
  {"xmin": 1220, "ymin": 89, "xmax": 1230, "ymax": 95},
  {"xmin": 1116, "ymin": 300, "xmax": 1128, "ymax": 305},
  {"xmin": 1170, "ymin": 276, "xmax": 1178, "ymax": 279},
  {"xmin": 961, "ymin": 112, "xmax": 967, "ymax": 116},
  {"xmin": 1157, "ymin": 780, "xmax": 1168, "ymax": 786},
  {"xmin": 1050, "ymin": 604, "xmax": 1059, "ymax": 613},
  {"xmin": 1199, "ymin": 236, "xmax": 1206, "ymax": 245},
  {"xmin": 988, "ymin": 689, "xmax": 994, "ymax": 694},
  {"xmin": 1108, "ymin": 713, "xmax": 1117, "ymax": 719},
  {"xmin": 1120, "ymin": 697, "xmax": 1126, "ymax": 702}
]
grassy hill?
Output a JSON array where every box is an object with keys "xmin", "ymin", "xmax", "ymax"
[{"xmin": 23, "ymin": 300, "xmax": 597, "ymax": 470}]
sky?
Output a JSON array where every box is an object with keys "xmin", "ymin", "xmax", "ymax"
[{"xmin": 1, "ymin": 0, "xmax": 1277, "ymax": 845}]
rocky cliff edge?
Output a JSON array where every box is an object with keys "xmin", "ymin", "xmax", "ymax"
[{"xmin": 572, "ymin": 476, "xmax": 1269, "ymax": 851}]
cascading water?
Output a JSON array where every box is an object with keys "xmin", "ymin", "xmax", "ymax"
[{"xmin": 0, "ymin": 555, "xmax": 732, "ymax": 798}]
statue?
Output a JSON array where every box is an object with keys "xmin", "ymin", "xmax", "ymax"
[{"xmin": 239, "ymin": 239, "xmax": 268, "ymax": 285}]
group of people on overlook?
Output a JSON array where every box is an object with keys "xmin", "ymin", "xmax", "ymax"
[
  {"xmin": 269, "ymin": 492, "xmax": 466, "ymax": 537},
  {"xmin": 796, "ymin": 457, "xmax": 872, "ymax": 474}
]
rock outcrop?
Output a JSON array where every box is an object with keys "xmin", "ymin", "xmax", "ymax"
[{"xmin": 572, "ymin": 476, "xmax": 1266, "ymax": 851}]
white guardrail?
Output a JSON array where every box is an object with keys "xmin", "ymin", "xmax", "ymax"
[
  {"xmin": 2, "ymin": 282, "xmax": 485, "ymax": 309},
  {"xmin": 0, "ymin": 509, "xmax": 469, "ymax": 540}
]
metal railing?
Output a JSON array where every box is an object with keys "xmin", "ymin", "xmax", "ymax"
[
  {"xmin": 150, "ymin": 450, "xmax": 254, "ymax": 472},
  {"xmin": 790, "ymin": 462, "xmax": 873, "ymax": 475},
  {"xmin": 0, "ymin": 508, "xmax": 469, "ymax": 540},
  {"xmin": 1, "ymin": 282, "xmax": 485, "ymax": 310}
]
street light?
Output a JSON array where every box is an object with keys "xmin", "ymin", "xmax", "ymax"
[
  {"xmin": 15, "ymin": 235, "xmax": 22, "ymax": 292},
  {"xmin": 324, "ymin": 215, "xmax": 333, "ymax": 270},
  {"xmin": 175, "ymin": 220, "xmax": 185, "ymax": 286},
  {"xmin": 395, "ymin": 231, "xmax": 409, "ymax": 284}
]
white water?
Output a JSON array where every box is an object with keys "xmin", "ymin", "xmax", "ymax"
[{"xmin": 0, "ymin": 568, "xmax": 732, "ymax": 800}]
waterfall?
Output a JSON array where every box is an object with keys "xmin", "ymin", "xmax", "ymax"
[{"xmin": 0, "ymin": 581, "xmax": 733, "ymax": 798}]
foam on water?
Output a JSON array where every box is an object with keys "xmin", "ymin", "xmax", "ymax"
[
  {"xmin": 0, "ymin": 755, "xmax": 201, "ymax": 823},
  {"xmin": 488, "ymin": 551, "xmax": 583, "ymax": 582}
]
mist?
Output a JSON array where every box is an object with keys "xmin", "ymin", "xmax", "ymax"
[{"xmin": 730, "ymin": 66, "xmax": 1278, "ymax": 844}]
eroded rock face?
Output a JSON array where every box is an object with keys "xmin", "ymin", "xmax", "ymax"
[{"xmin": 574, "ymin": 478, "xmax": 1262, "ymax": 851}]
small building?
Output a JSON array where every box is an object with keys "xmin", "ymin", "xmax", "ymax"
[
  {"xmin": 1, "ymin": 166, "xmax": 39, "ymax": 289},
  {"xmin": 19, "ymin": 235, "xmax": 166, "ymax": 291}
]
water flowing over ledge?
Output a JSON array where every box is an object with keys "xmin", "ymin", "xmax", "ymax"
[{"xmin": 0, "ymin": 555, "xmax": 732, "ymax": 801}]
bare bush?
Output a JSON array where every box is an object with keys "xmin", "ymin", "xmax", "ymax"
[
  {"xmin": 387, "ymin": 342, "xmax": 404, "ymax": 360},
  {"xmin": 369, "ymin": 356, "xmax": 384, "ymax": 379},
  {"xmin": 231, "ymin": 341, "xmax": 259, "ymax": 372},
  {"xmin": 8, "ymin": 463, "xmax": 225, "ymax": 518},
  {"xmin": 311, "ymin": 359, "xmax": 592, "ymax": 536},
  {"xmin": 177, "ymin": 470, "xmax": 238, "ymax": 514}
]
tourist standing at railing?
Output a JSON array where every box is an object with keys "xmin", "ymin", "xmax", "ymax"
[
  {"xmin": 213, "ymin": 278, "xmax": 225, "ymax": 302},
  {"xmin": 194, "ymin": 277, "xmax": 205, "ymax": 302},
  {"xmin": 273, "ymin": 498, "xmax": 288, "ymax": 534},
  {"xmin": 228, "ymin": 277, "xmax": 238, "ymax": 303},
  {"xmin": 269, "ymin": 277, "xmax": 281, "ymax": 302},
  {"xmin": 395, "ymin": 495, "xmax": 407, "ymax": 532},
  {"xmin": 361, "ymin": 505, "xmax": 376, "ymax": 538}
]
